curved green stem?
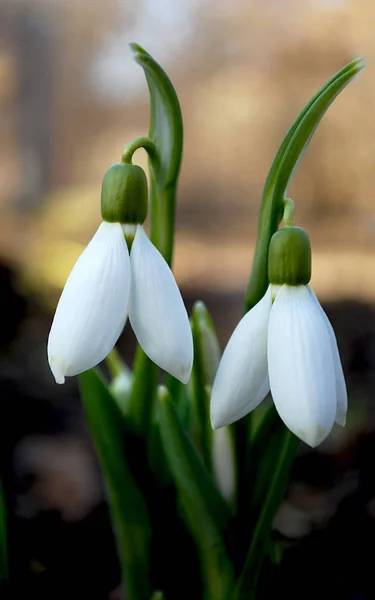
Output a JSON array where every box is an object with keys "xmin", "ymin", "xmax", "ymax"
[{"xmin": 122, "ymin": 137, "xmax": 158, "ymax": 165}]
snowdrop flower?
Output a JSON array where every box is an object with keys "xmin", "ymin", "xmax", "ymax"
[
  {"xmin": 48, "ymin": 162, "xmax": 193, "ymax": 385},
  {"xmin": 210, "ymin": 224, "xmax": 347, "ymax": 447}
]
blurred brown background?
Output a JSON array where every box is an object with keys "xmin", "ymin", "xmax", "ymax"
[{"xmin": 0, "ymin": 0, "xmax": 375, "ymax": 598}]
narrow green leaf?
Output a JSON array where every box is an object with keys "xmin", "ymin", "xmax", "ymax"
[
  {"xmin": 233, "ymin": 426, "xmax": 299, "ymax": 600},
  {"xmin": 158, "ymin": 386, "xmax": 231, "ymax": 529},
  {"xmin": 157, "ymin": 386, "xmax": 234, "ymax": 600},
  {"xmin": 189, "ymin": 301, "xmax": 221, "ymax": 468},
  {"xmin": 130, "ymin": 42, "xmax": 183, "ymax": 265},
  {"xmin": 165, "ymin": 372, "xmax": 192, "ymax": 430},
  {"xmin": 259, "ymin": 58, "xmax": 361, "ymax": 226},
  {"xmin": 191, "ymin": 301, "xmax": 222, "ymax": 386},
  {"xmin": 275, "ymin": 63, "xmax": 363, "ymax": 199},
  {"xmin": 235, "ymin": 404, "xmax": 295, "ymax": 565},
  {"xmin": 0, "ymin": 481, "xmax": 8, "ymax": 583},
  {"xmin": 79, "ymin": 369, "xmax": 152, "ymax": 600},
  {"xmin": 147, "ymin": 392, "xmax": 171, "ymax": 487},
  {"xmin": 248, "ymin": 404, "xmax": 288, "ymax": 514},
  {"xmin": 245, "ymin": 58, "xmax": 364, "ymax": 312},
  {"xmin": 126, "ymin": 347, "xmax": 159, "ymax": 436}
]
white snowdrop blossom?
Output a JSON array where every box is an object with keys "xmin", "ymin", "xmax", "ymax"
[
  {"xmin": 48, "ymin": 222, "xmax": 193, "ymax": 385},
  {"xmin": 210, "ymin": 284, "xmax": 347, "ymax": 447}
]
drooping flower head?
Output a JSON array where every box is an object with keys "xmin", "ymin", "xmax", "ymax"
[
  {"xmin": 210, "ymin": 204, "xmax": 347, "ymax": 447},
  {"xmin": 48, "ymin": 159, "xmax": 193, "ymax": 385}
]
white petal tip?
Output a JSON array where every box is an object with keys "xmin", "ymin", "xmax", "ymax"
[
  {"xmin": 158, "ymin": 355, "xmax": 193, "ymax": 384},
  {"xmin": 335, "ymin": 414, "xmax": 347, "ymax": 427},
  {"xmin": 177, "ymin": 362, "xmax": 193, "ymax": 385},
  {"xmin": 52, "ymin": 369, "xmax": 66, "ymax": 385},
  {"xmin": 158, "ymin": 358, "xmax": 192, "ymax": 384},
  {"xmin": 49, "ymin": 358, "xmax": 66, "ymax": 385},
  {"xmin": 211, "ymin": 415, "xmax": 223, "ymax": 431},
  {"xmin": 210, "ymin": 404, "xmax": 232, "ymax": 430},
  {"xmin": 296, "ymin": 425, "xmax": 330, "ymax": 448}
]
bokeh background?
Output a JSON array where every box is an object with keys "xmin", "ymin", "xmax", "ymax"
[{"xmin": 0, "ymin": 0, "xmax": 375, "ymax": 598}]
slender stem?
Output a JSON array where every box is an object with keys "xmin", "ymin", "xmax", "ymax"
[
  {"xmin": 127, "ymin": 347, "xmax": 159, "ymax": 436},
  {"xmin": 149, "ymin": 176, "xmax": 176, "ymax": 266},
  {"xmin": 283, "ymin": 197, "xmax": 295, "ymax": 227},
  {"xmin": 232, "ymin": 430, "xmax": 299, "ymax": 599},
  {"xmin": 79, "ymin": 370, "xmax": 152, "ymax": 600},
  {"xmin": 106, "ymin": 347, "xmax": 126, "ymax": 379},
  {"xmin": 190, "ymin": 327, "xmax": 212, "ymax": 469},
  {"xmin": 122, "ymin": 137, "xmax": 158, "ymax": 165}
]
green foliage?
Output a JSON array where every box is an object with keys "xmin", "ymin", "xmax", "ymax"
[
  {"xmin": 130, "ymin": 42, "xmax": 183, "ymax": 266},
  {"xmin": 245, "ymin": 57, "xmax": 363, "ymax": 312},
  {"xmin": 79, "ymin": 369, "xmax": 152, "ymax": 600},
  {"xmin": 74, "ymin": 52, "xmax": 363, "ymax": 600},
  {"xmin": 158, "ymin": 386, "xmax": 234, "ymax": 600}
]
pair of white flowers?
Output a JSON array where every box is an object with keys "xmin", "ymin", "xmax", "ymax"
[
  {"xmin": 48, "ymin": 162, "xmax": 346, "ymax": 449},
  {"xmin": 47, "ymin": 221, "xmax": 193, "ymax": 385}
]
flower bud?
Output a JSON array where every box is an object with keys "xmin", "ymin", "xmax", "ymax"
[
  {"xmin": 101, "ymin": 163, "xmax": 148, "ymax": 224},
  {"xmin": 268, "ymin": 226, "xmax": 311, "ymax": 286}
]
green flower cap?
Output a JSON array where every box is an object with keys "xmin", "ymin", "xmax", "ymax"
[
  {"xmin": 268, "ymin": 226, "xmax": 311, "ymax": 286},
  {"xmin": 101, "ymin": 163, "xmax": 148, "ymax": 224}
]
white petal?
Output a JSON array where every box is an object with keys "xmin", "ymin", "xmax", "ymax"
[
  {"xmin": 47, "ymin": 222, "xmax": 130, "ymax": 383},
  {"xmin": 307, "ymin": 286, "xmax": 347, "ymax": 426},
  {"xmin": 268, "ymin": 285, "xmax": 336, "ymax": 447},
  {"xmin": 210, "ymin": 287, "xmax": 272, "ymax": 429},
  {"xmin": 128, "ymin": 226, "xmax": 193, "ymax": 383}
]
